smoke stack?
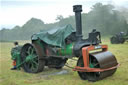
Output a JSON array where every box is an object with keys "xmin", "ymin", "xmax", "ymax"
[{"xmin": 73, "ymin": 5, "xmax": 83, "ymax": 40}]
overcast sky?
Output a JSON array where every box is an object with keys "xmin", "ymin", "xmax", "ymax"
[{"xmin": 0, "ymin": 0, "xmax": 128, "ymax": 29}]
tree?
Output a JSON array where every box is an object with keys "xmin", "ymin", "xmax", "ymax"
[
  {"xmin": 85, "ymin": 3, "xmax": 127, "ymax": 36},
  {"xmin": 56, "ymin": 15, "xmax": 64, "ymax": 21}
]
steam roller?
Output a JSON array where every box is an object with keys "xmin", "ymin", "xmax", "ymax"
[{"xmin": 11, "ymin": 5, "xmax": 119, "ymax": 82}]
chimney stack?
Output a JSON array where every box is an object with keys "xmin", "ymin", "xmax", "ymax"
[{"xmin": 73, "ymin": 5, "xmax": 83, "ymax": 40}]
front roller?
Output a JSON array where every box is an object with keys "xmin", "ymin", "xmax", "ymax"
[{"xmin": 73, "ymin": 45, "xmax": 119, "ymax": 81}]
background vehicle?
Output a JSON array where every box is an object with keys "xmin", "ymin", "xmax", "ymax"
[{"xmin": 110, "ymin": 31, "xmax": 128, "ymax": 44}]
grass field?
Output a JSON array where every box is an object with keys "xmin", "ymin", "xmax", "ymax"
[{"xmin": 0, "ymin": 39, "xmax": 128, "ymax": 85}]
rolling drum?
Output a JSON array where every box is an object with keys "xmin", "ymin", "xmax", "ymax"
[
  {"xmin": 86, "ymin": 51, "xmax": 118, "ymax": 81},
  {"xmin": 77, "ymin": 51, "xmax": 118, "ymax": 81}
]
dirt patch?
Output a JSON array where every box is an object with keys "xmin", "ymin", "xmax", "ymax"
[
  {"xmin": 0, "ymin": 78, "xmax": 5, "ymax": 82},
  {"xmin": 26, "ymin": 69, "xmax": 70, "ymax": 84},
  {"xmin": 43, "ymin": 69, "xmax": 69, "ymax": 76},
  {"xmin": 39, "ymin": 69, "xmax": 69, "ymax": 79},
  {"xmin": 33, "ymin": 69, "xmax": 70, "ymax": 80}
]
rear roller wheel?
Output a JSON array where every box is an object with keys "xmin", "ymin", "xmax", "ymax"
[{"xmin": 21, "ymin": 43, "xmax": 45, "ymax": 73}]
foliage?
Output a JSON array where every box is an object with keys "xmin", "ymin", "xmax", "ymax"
[
  {"xmin": 85, "ymin": 3, "xmax": 128, "ymax": 35},
  {"xmin": 56, "ymin": 15, "xmax": 64, "ymax": 21}
]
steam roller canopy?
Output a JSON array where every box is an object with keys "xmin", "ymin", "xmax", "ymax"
[{"xmin": 87, "ymin": 51, "xmax": 118, "ymax": 81}]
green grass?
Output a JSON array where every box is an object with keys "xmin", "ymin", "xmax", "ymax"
[{"xmin": 0, "ymin": 39, "xmax": 128, "ymax": 85}]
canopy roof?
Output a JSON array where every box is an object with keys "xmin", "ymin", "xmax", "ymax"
[{"xmin": 31, "ymin": 24, "xmax": 75, "ymax": 47}]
